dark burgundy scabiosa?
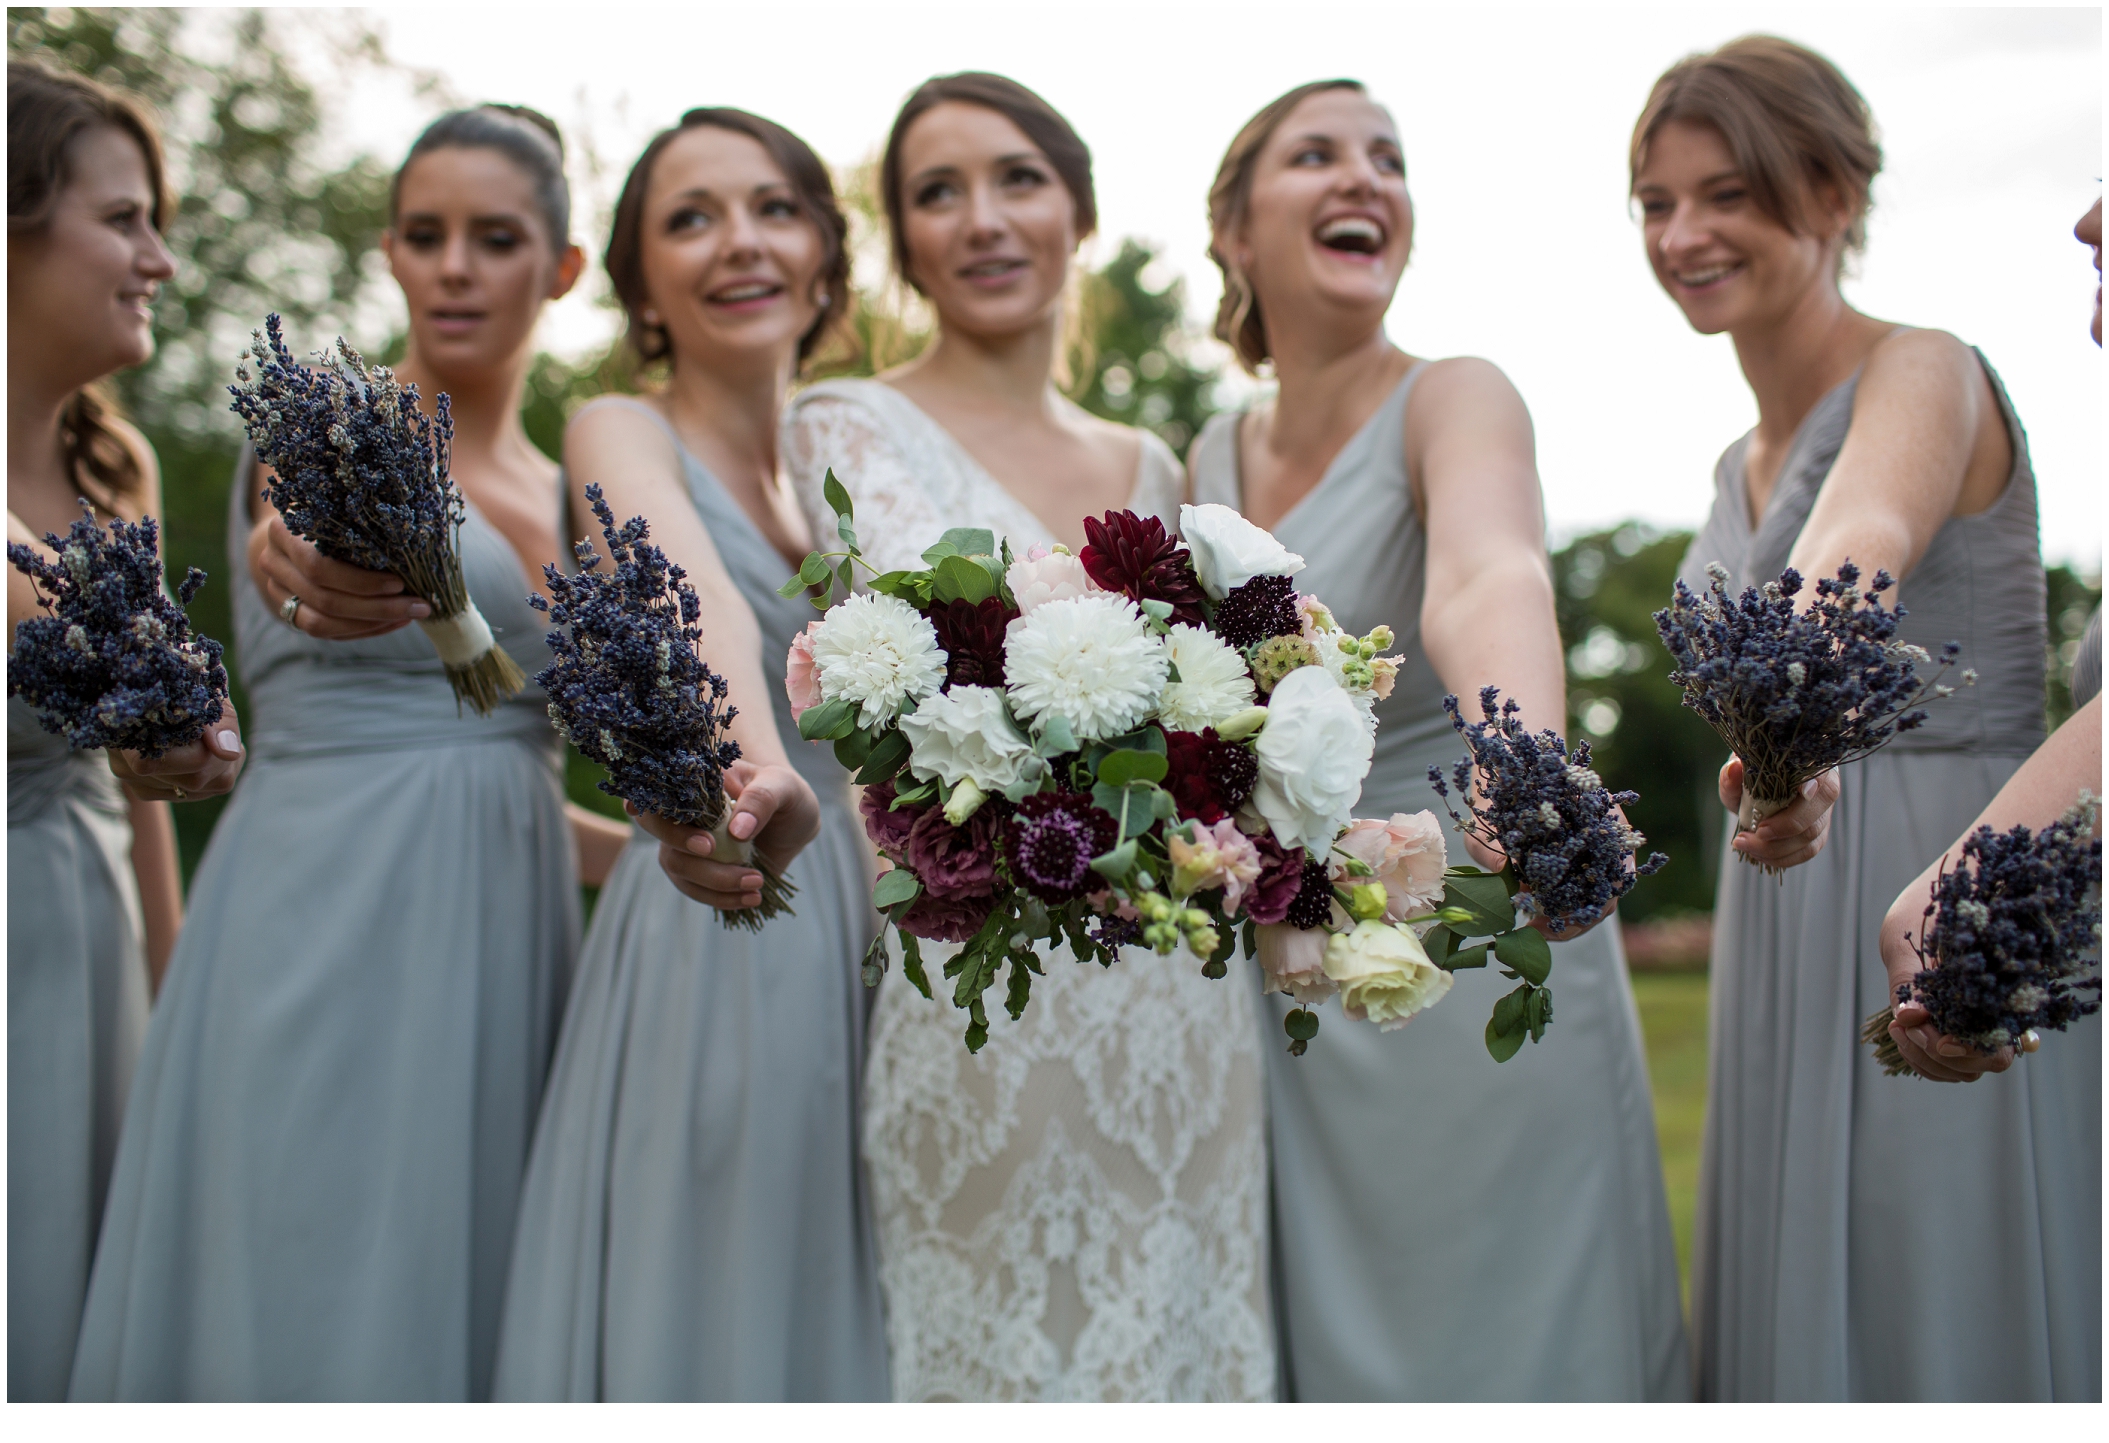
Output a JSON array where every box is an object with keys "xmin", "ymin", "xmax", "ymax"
[
  {"xmin": 929, "ymin": 596, "xmax": 1016, "ymax": 690},
  {"xmin": 1163, "ymin": 726, "xmax": 1261, "ymax": 823},
  {"xmin": 1087, "ymin": 910, "xmax": 1142, "ymax": 951},
  {"xmin": 1210, "ymin": 573, "xmax": 1302, "ymax": 651},
  {"xmin": 1242, "ymin": 828, "xmax": 1307, "ymax": 925},
  {"xmin": 1080, "ymin": 510, "xmax": 1207, "ymax": 626},
  {"xmin": 1004, "ymin": 790, "xmax": 1119, "ymax": 904},
  {"xmin": 6, "ymin": 501, "xmax": 228, "ymax": 756},
  {"xmin": 905, "ymin": 805, "xmax": 1004, "ymax": 901},
  {"xmin": 860, "ymin": 778, "xmax": 924, "ymax": 862},
  {"xmin": 899, "ymin": 888, "xmax": 997, "ymax": 944},
  {"xmin": 1284, "ymin": 853, "xmax": 1337, "ymax": 930}
]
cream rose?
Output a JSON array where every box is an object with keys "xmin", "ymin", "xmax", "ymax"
[
  {"xmin": 899, "ymin": 684, "xmax": 1047, "ymax": 795},
  {"xmin": 1322, "ymin": 920, "xmax": 1453, "ymax": 1030},
  {"xmin": 1332, "ymin": 811, "xmax": 1448, "ymax": 922},
  {"xmin": 1177, "ymin": 502, "xmax": 1305, "ymax": 600},
  {"xmin": 1251, "ymin": 665, "xmax": 1373, "ymax": 852}
]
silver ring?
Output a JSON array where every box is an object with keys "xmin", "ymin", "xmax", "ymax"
[
  {"xmin": 279, "ymin": 592, "xmax": 303, "ymax": 627},
  {"xmin": 172, "ymin": 785, "xmax": 186, "ymax": 800}
]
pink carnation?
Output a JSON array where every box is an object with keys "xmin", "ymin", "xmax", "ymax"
[
  {"xmin": 784, "ymin": 620, "xmax": 824, "ymax": 721},
  {"xmin": 1331, "ymin": 811, "xmax": 1448, "ymax": 921}
]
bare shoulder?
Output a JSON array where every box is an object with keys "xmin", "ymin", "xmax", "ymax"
[
  {"xmin": 1857, "ymin": 325, "xmax": 1982, "ymax": 405},
  {"xmin": 565, "ymin": 395, "xmax": 676, "ymax": 463},
  {"xmin": 1406, "ymin": 355, "xmax": 1535, "ymax": 456}
]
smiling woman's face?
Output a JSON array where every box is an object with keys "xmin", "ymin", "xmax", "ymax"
[
  {"xmin": 894, "ymin": 100, "xmax": 1079, "ymax": 341},
  {"xmin": 384, "ymin": 145, "xmax": 569, "ymax": 377}
]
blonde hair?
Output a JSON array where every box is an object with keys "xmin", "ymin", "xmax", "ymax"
[{"xmin": 1206, "ymin": 79, "xmax": 1366, "ymax": 374}]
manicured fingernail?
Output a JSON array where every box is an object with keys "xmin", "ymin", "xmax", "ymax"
[
  {"xmin": 731, "ymin": 813, "xmax": 757, "ymax": 840},
  {"xmin": 217, "ymin": 730, "xmax": 241, "ymax": 753},
  {"xmin": 408, "ymin": 601, "xmax": 432, "ymax": 618},
  {"xmin": 688, "ymin": 834, "xmax": 713, "ymax": 855}
]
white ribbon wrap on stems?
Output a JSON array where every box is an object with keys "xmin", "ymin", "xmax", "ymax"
[{"xmin": 417, "ymin": 605, "xmax": 496, "ymax": 667}]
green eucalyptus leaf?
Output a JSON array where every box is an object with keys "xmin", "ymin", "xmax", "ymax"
[
  {"xmin": 1494, "ymin": 927, "xmax": 1553, "ymax": 986},
  {"xmin": 938, "ymin": 527, "xmax": 996, "ymax": 558},
  {"xmin": 1138, "ymin": 598, "xmax": 1173, "ymax": 622},
  {"xmin": 1088, "ymin": 838, "xmax": 1139, "ymax": 881},
  {"xmin": 798, "ymin": 552, "xmax": 832, "ymax": 586},
  {"xmin": 854, "ymin": 728, "xmax": 912, "ymax": 786},
  {"xmin": 776, "ymin": 571, "xmax": 812, "ymax": 600},
  {"xmin": 822, "ymin": 469, "xmax": 854, "ymax": 522},
  {"xmin": 1097, "ymin": 749, "xmax": 1170, "ymax": 787},
  {"xmin": 1108, "ymin": 726, "xmax": 1168, "ymax": 756},
  {"xmin": 872, "ymin": 869, "xmax": 922, "ymax": 911},
  {"xmin": 931, "ymin": 554, "xmax": 995, "ymax": 605},
  {"xmin": 1240, "ymin": 918, "xmax": 1258, "ymax": 959},
  {"xmin": 1485, "ymin": 1014, "xmax": 1528, "ymax": 1063},
  {"xmin": 1491, "ymin": 984, "xmax": 1532, "ymax": 1036},
  {"xmin": 1284, "ymin": 1008, "xmax": 1320, "ymax": 1042},
  {"xmin": 1034, "ymin": 714, "xmax": 1079, "ymax": 758}
]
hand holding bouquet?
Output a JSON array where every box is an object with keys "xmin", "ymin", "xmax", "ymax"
[
  {"xmin": 1655, "ymin": 561, "xmax": 1968, "ymax": 852},
  {"xmin": 532, "ymin": 485, "xmax": 795, "ymax": 929},
  {"xmin": 1864, "ymin": 793, "xmax": 2101, "ymax": 1077},
  {"xmin": 228, "ymin": 315, "xmax": 524, "ymax": 715},
  {"xmin": 8, "ymin": 500, "xmax": 228, "ymax": 757}
]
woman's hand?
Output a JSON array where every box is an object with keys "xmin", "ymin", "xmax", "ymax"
[
  {"xmin": 107, "ymin": 697, "xmax": 246, "ymax": 802},
  {"xmin": 630, "ymin": 760, "xmax": 822, "ymax": 911},
  {"xmin": 1878, "ymin": 889, "xmax": 2014, "ymax": 1082},
  {"xmin": 248, "ymin": 513, "xmax": 429, "ymax": 640},
  {"xmin": 1458, "ymin": 829, "xmax": 1614, "ymax": 941},
  {"xmin": 1721, "ymin": 757, "xmax": 1841, "ymax": 870}
]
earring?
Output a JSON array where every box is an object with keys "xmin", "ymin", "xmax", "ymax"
[
  {"xmin": 814, "ymin": 292, "xmax": 831, "ymax": 310},
  {"xmin": 641, "ymin": 308, "xmax": 662, "ymax": 326}
]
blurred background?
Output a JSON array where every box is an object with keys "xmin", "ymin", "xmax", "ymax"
[{"xmin": 10, "ymin": 5, "xmax": 2100, "ymax": 1300}]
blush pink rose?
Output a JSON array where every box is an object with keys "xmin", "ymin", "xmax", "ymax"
[
  {"xmin": 1331, "ymin": 810, "xmax": 1449, "ymax": 921},
  {"xmin": 784, "ymin": 620, "xmax": 824, "ymax": 720},
  {"xmin": 1256, "ymin": 923, "xmax": 1337, "ymax": 1005},
  {"xmin": 1004, "ymin": 546, "xmax": 1096, "ymax": 621}
]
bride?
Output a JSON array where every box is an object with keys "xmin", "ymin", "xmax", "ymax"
[{"xmin": 784, "ymin": 71, "xmax": 1274, "ymax": 1402}]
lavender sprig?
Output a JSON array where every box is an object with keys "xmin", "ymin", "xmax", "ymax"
[
  {"xmin": 531, "ymin": 484, "xmax": 794, "ymax": 930},
  {"xmin": 1864, "ymin": 793, "xmax": 2101, "ymax": 1076},
  {"xmin": 1656, "ymin": 561, "xmax": 1969, "ymax": 839},
  {"xmin": 7, "ymin": 500, "xmax": 227, "ymax": 756},
  {"xmin": 1430, "ymin": 687, "xmax": 1667, "ymax": 932},
  {"xmin": 227, "ymin": 314, "xmax": 524, "ymax": 715}
]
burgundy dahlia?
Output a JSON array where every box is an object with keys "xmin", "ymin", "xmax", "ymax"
[
  {"xmin": 1211, "ymin": 574, "xmax": 1301, "ymax": 650},
  {"xmin": 1242, "ymin": 828, "xmax": 1307, "ymax": 925},
  {"xmin": 860, "ymin": 778, "xmax": 924, "ymax": 862},
  {"xmin": 1284, "ymin": 853, "xmax": 1336, "ymax": 930},
  {"xmin": 1163, "ymin": 726, "xmax": 1259, "ymax": 823},
  {"xmin": 929, "ymin": 596, "xmax": 1015, "ymax": 690},
  {"xmin": 1080, "ymin": 510, "xmax": 1207, "ymax": 627},
  {"xmin": 899, "ymin": 888, "xmax": 996, "ymax": 943},
  {"xmin": 1004, "ymin": 790, "xmax": 1119, "ymax": 903},
  {"xmin": 905, "ymin": 805, "xmax": 1003, "ymax": 901}
]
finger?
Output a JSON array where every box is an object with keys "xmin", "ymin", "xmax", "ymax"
[
  {"xmin": 271, "ymin": 519, "xmax": 411, "ymax": 596},
  {"xmin": 658, "ymin": 848, "xmax": 763, "ymax": 908},
  {"xmin": 633, "ymin": 808, "xmax": 716, "ymax": 854},
  {"xmin": 256, "ymin": 549, "xmax": 426, "ymax": 631},
  {"xmin": 726, "ymin": 772, "xmax": 789, "ymax": 843},
  {"xmin": 1718, "ymin": 756, "xmax": 1745, "ymax": 811}
]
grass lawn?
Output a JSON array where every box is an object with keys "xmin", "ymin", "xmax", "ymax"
[{"xmin": 1630, "ymin": 969, "xmax": 1708, "ymax": 1308}]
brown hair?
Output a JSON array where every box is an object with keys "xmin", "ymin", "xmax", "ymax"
[
  {"xmin": 393, "ymin": 103, "xmax": 571, "ymax": 250},
  {"xmin": 8, "ymin": 61, "xmax": 172, "ymax": 509},
  {"xmin": 605, "ymin": 107, "xmax": 852, "ymax": 375},
  {"xmin": 879, "ymin": 72, "xmax": 1096, "ymax": 294},
  {"xmin": 1207, "ymin": 79, "xmax": 1367, "ymax": 374},
  {"xmin": 1630, "ymin": 35, "xmax": 1882, "ymax": 259}
]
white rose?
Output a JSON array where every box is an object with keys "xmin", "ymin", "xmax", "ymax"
[
  {"xmin": 899, "ymin": 684, "xmax": 1048, "ymax": 795},
  {"xmin": 1322, "ymin": 920, "xmax": 1454, "ymax": 1031},
  {"xmin": 1251, "ymin": 665, "xmax": 1373, "ymax": 853},
  {"xmin": 1004, "ymin": 546, "xmax": 1096, "ymax": 619},
  {"xmin": 1178, "ymin": 502, "xmax": 1306, "ymax": 600}
]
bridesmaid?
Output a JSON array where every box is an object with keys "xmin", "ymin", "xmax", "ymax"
[
  {"xmin": 784, "ymin": 73, "xmax": 1275, "ymax": 1401},
  {"xmin": 71, "ymin": 105, "xmax": 625, "ymax": 1400},
  {"xmin": 1187, "ymin": 80, "xmax": 1687, "ymax": 1401},
  {"xmin": 6, "ymin": 61, "xmax": 245, "ymax": 1403},
  {"xmin": 1881, "ymin": 195, "xmax": 2102, "ymax": 1083},
  {"xmin": 1634, "ymin": 37, "xmax": 2095, "ymax": 1400},
  {"xmin": 492, "ymin": 107, "xmax": 886, "ymax": 1402}
]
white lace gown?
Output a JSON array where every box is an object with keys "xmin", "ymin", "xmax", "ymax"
[{"xmin": 784, "ymin": 379, "xmax": 1276, "ymax": 1402}]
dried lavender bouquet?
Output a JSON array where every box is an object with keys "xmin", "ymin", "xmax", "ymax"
[
  {"xmin": 1656, "ymin": 561, "xmax": 1969, "ymax": 836},
  {"xmin": 531, "ymin": 485, "xmax": 794, "ymax": 930},
  {"xmin": 227, "ymin": 314, "xmax": 524, "ymax": 715},
  {"xmin": 8, "ymin": 500, "xmax": 228, "ymax": 755},
  {"xmin": 1428, "ymin": 687, "xmax": 1667, "ymax": 1059},
  {"xmin": 1864, "ymin": 793, "xmax": 2101, "ymax": 1077}
]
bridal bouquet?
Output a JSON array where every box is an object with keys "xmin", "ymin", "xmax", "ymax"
[
  {"xmin": 784, "ymin": 480, "xmax": 1444, "ymax": 1053},
  {"xmin": 1863, "ymin": 793, "xmax": 2101, "ymax": 1076},
  {"xmin": 7, "ymin": 500, "xmax": 228, "ymax": 756},
  {"xmin": 1427, "ymin": 689, "xmax": 1668, "ymax": 1060},
  {"xmin": 1655, "ymin": 561, "xmax": 1968, "ymax": 845},
  {"xmin": 228, "ymin": 314, "xmax": 524, "ymax": 715},
  {"xmin": 531, "ymin": 485, "xmax": 794, "ymax": 929}
]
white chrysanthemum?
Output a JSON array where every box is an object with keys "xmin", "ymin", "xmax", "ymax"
[
  {"xmin": 809, "ymin": 592, "xmax": 947, "ymax": 727},
  {"xmin": 1157, "ymin": 624, "xmax": 1256, "ymax": 733},
  {"xmin": 1003, "ymin": 592, "xmax": 1168, "ymax": 741}
]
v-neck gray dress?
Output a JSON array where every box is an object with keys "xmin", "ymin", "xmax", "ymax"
[
  {"xmin": 1190, "ymin": 367, "xmax": 1689, "ymax": 1402},
  {"xmin": 69, "ymin": 450, "xmax": 579, "ymax": 1401},
  {"xmin": 491, "ymin": 400, "xmax": 887, "ymax": 1401},
  {"xmin": 1681, "ymin": 353, "xmax": 2099, "ymax": 1402},
  {"xmin": 8, "ymin": 696, "xmax": 147, "ymax": 1401}
]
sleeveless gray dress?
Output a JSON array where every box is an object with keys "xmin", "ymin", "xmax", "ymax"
[
  {"xmin": 492, "ymin": 401, "xmax": 887, "ymax": 1401},
  {"xmin": 68, "ymin": 451, "xmax": 579, "ymax": 1400},
  {"xmin": 1681, "ymin": 352, "xmax": 2100, "ymax": 1402},
  {"xmin": 1191, "ymin": 367, "xmax": 1689, "ymax": 1402},
  {"xmin": 7, "ymin": 697, "xmax": 147, "ymax": 1400}
]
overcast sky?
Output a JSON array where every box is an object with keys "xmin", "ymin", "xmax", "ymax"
[{"xmin": 347, "ymin": 2, "xmax": 2102, "ymax": 567}]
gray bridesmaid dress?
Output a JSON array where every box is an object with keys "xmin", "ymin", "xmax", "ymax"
[
  {"xmin": 1190, "ymin": 367, "xmax": 1689, "ymax": 1402},
  {"xmin": 491, "ymin": 401, "xmax": 887, "ymax": 1401},
  {"xmin": 7, "ymin": 699, "xmax": 147, "ymax": 1400},
  {"xmin": 68, "ymin": 451, "xmax": 579, "ymax": 1400},
  {"xmin": 1682, "ymin": 352, "xmax": 2100, "ymax": 1401}
]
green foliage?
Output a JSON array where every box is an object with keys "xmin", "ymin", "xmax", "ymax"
[
  {"xmin": 2044, "ymin": 563, "xmax": 2101, "ymax": 730},
  {"xmin": 1070, "ymin": 239, "xmax": 1220, "ymax": 459},
  {"xmin": 1551, "ymin": 525, "xmax": 1725, "ymax": 922}
]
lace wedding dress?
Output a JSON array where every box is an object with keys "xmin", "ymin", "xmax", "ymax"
[{"xmin": 784, "ymin": 379, "xmax": 1276, "ymax": 1402}]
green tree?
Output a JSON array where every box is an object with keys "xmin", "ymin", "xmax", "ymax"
[
  {"xmin": 1070, "ymin": 239, "xmax": 1220, "ymax": 458},
  {"xmin": 2044, "ymin": 563, "xmax": 2101, "ymax": 729}
]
